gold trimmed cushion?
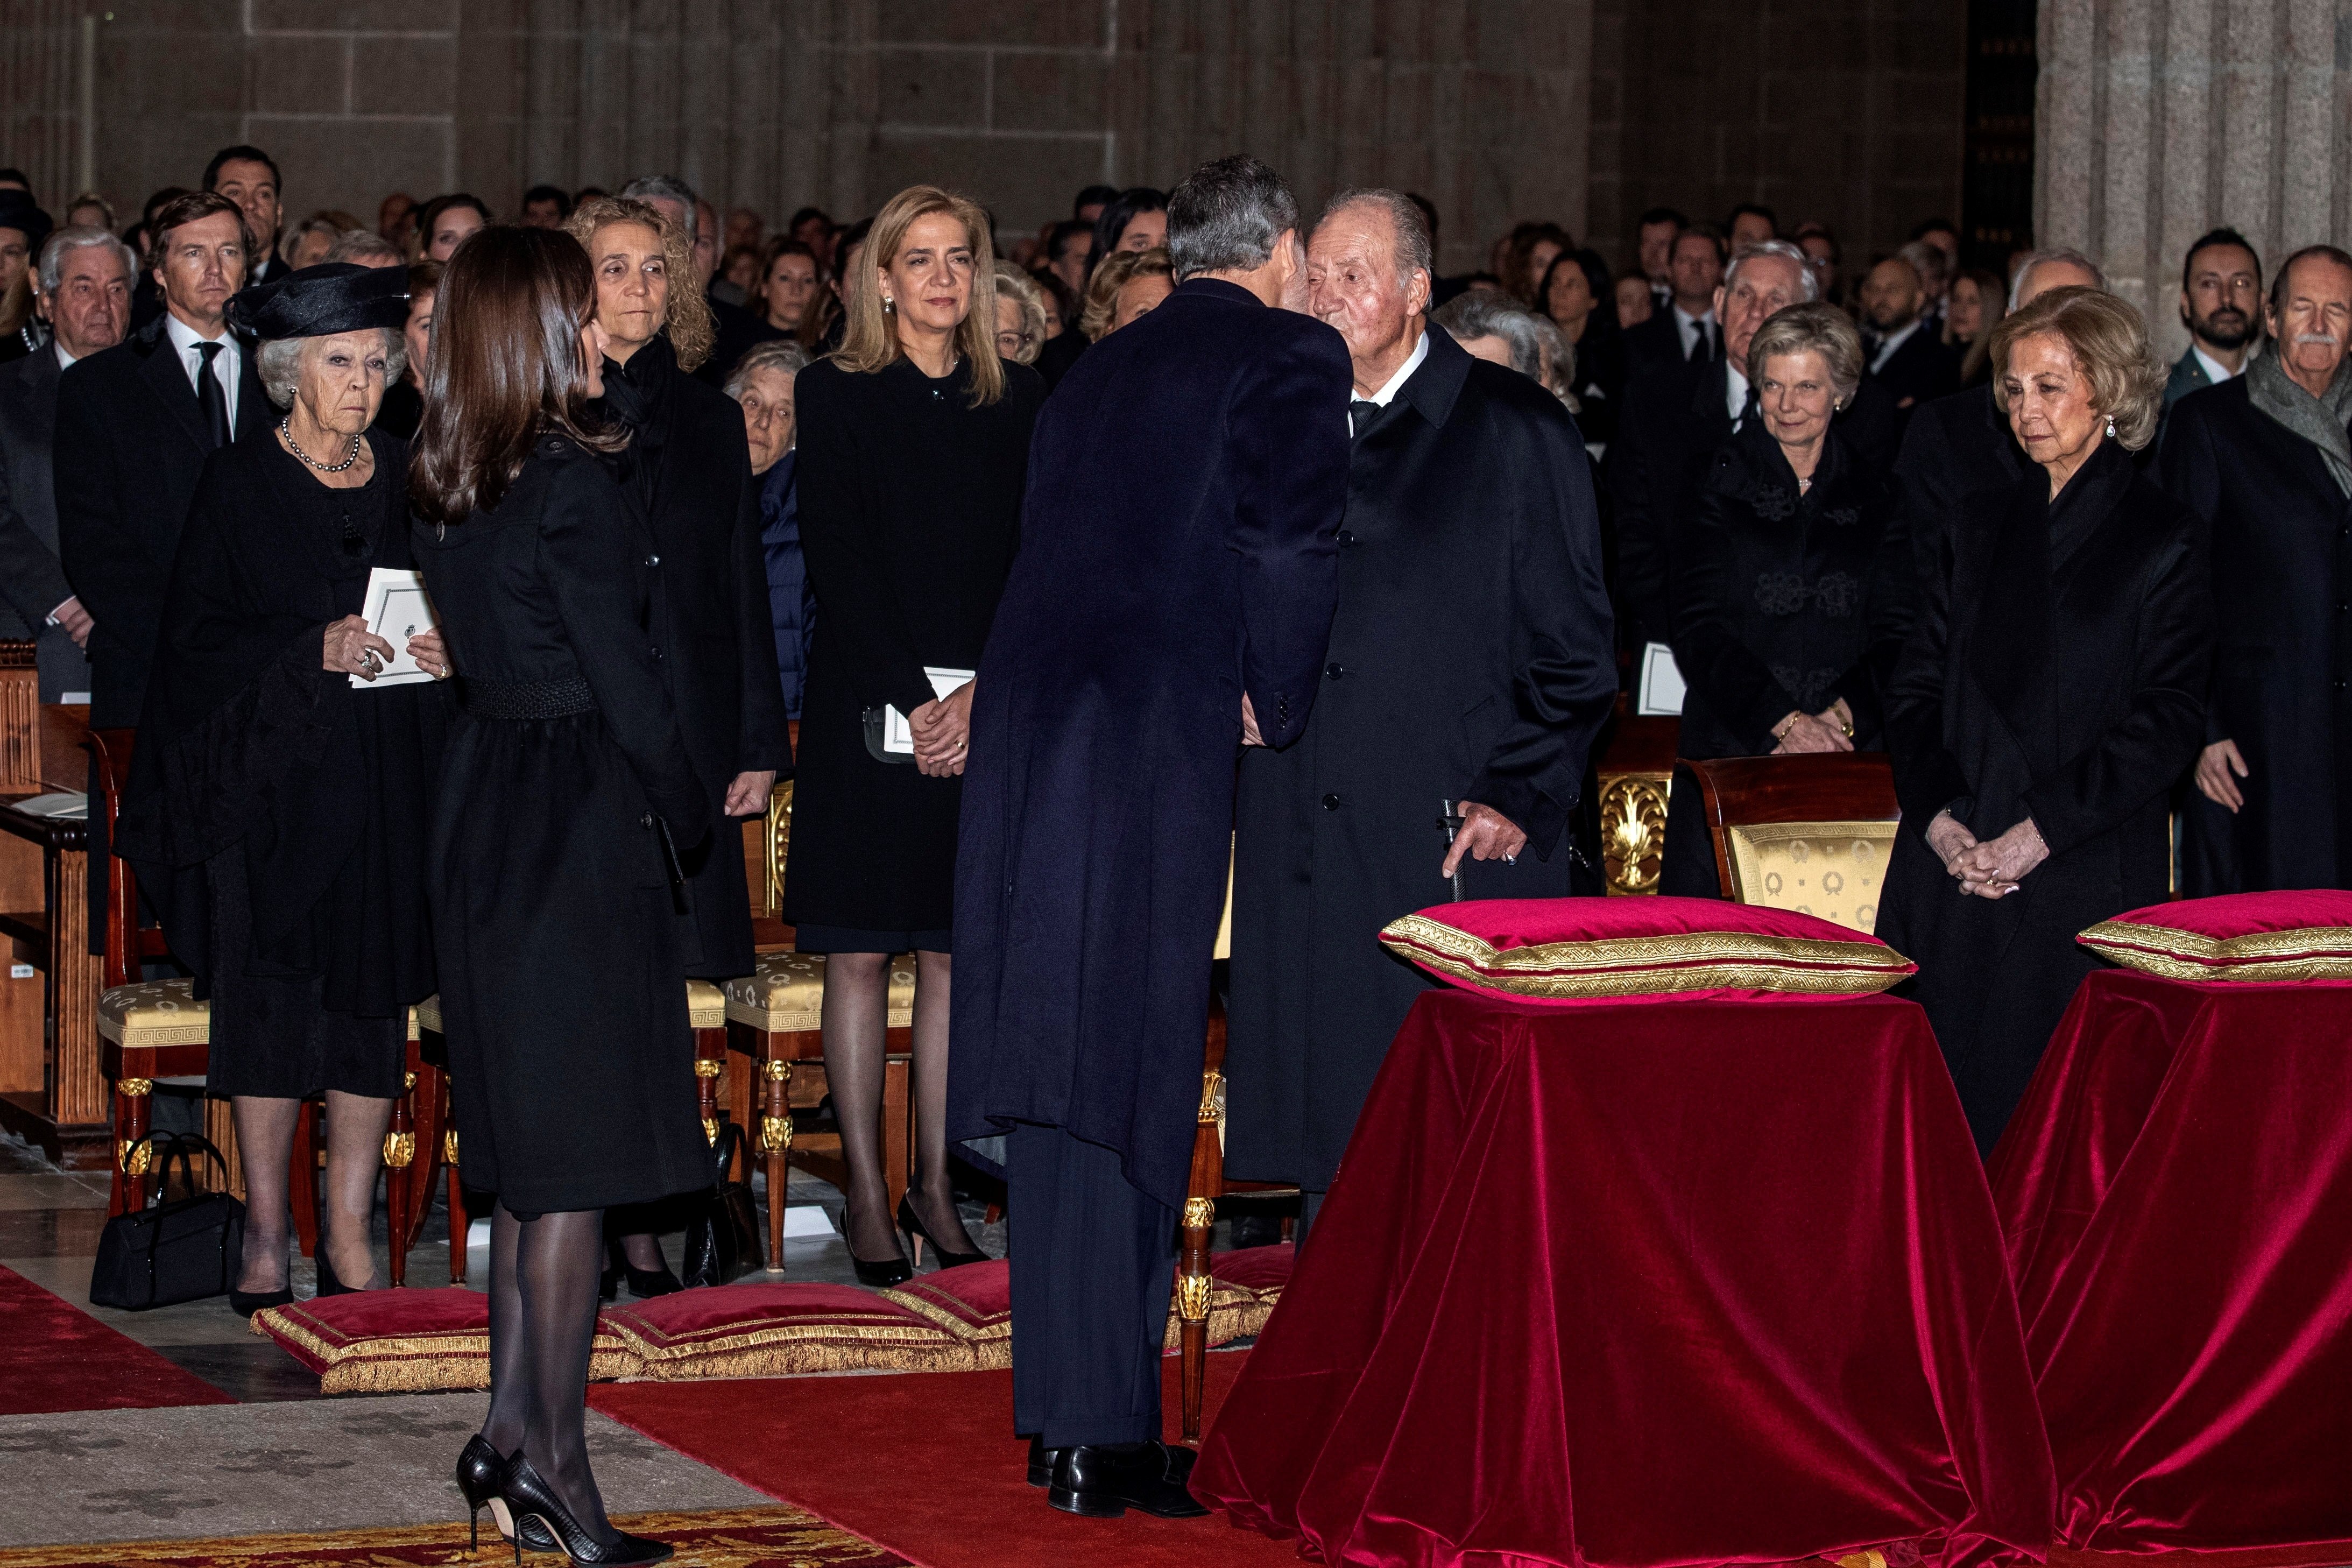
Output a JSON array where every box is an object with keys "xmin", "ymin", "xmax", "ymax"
[
  {"xmin": 1380, "ymin": 896, "xmax": 1915, "ymax": 1004},
  {"xmin": 2078, "ymin": 892, "xmax": 2352, "ymax": 982},
  {"xmin": 97, "ymin": 978, "xmax": 209, "ymax": 1048},
  {"xmin": 1725, "ymin": 820, "xmax": 1899, "ymax": 934},
  {"xmin": 724, "ymin": 951, "xmax": 917, "ymax": 1034},
  {"xmin": 252, "ymin": 1287, "xmax": 635, "ymax": 1395},
  {"xmin": 413, "ymin": 980, "xmax": 725, "ymax": 1037}
]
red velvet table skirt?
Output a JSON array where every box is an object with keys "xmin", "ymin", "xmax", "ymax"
[
  {"xmin": 1991, "ymin": 967, "xmax": 2352, "ymax": 1553},
  {"xmin": 1193, "ymin": 988, "xmax": 2053, "ymax": 1568}
]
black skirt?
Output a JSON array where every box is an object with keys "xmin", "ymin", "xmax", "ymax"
[{"xmin": 202, "ymin": 848, "xmax": 404, "ymax": 1100}]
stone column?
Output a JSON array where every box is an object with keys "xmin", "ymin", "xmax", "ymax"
[{"xmin": 2036, "ymin": 0, "xmax": 2352, "ymax": 358}]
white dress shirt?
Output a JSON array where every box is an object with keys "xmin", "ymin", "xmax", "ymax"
[
  {"xmin": 163, "ymin": 311, "xmax": 241, "ymax": 429},
  {"xmin": 1726, "ymin": 362, "xmax": 1751, "ymax": 430},
  {"xmin": 54, "ymin": 342, "xmax": 79, "ymax": 372},
  {"xmin": 1868, "ymin": 317, "xmax": 1923, "ymax": 375},
  {"xmin": 1675, "ymin": 307, "xmax": 1716, "ymax": 361},
  {"xmin": 1348, "ymin": 328, "xmax": 1430, "ymax": 434},
  {"xmin": 2191, "ymin": 343, "xmax": 2243, "ymax": 386}
]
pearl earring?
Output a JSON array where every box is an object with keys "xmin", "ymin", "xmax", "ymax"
[
  {"xmin": 2105, "ymin": 413, "xmax": 2116, "ymax": 438},
  {"xmin": 883, "ymin": 296, "xmax": 896, "ymax": 313}
]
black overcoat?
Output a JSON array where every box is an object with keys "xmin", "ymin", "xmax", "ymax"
[
  {"xmin": 597, "ymin": 335, "xmax": 790, "ymax": 978},
  {"xmin": 783, "ymin": 355, "xmax": 1042, "ymax": 937},
  {"xmin": 1223, "ymin": 328, "xmax": 1617, "ymax": 1192},
  {"xmin": 0, "ymin": 349, "xmax": 93, "ymax": 701},
  {"xmin": 2162, "ymin": 378, "xmax": 2352, "ymax": 892},
  {"xmin": 1877, "ymin": 442, "xmax": 2212, "ymax": 1154},
  {"xmin": 53, "ymin": 315, "xmax": 270, "ymax": 726},
  {"xmin": 414, "ymin": 437, "xmax": 714, "ymax": 1214},
  {"xmin": 947, "ymin": 278, "xmax": 1352, "ymax": 1210},
  {"xmin": 1866, "ymin": 324, "xmax": 1961, "ymax": 414},
  {"xmin": 1892, "ymin": 384, "xmax": 2027, "ymax": 600}
]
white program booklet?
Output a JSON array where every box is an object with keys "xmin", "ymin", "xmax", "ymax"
[
  {"xmin": 1636, "ymin": 641, "xmax": 1687, "ymax": 716},
  {"xmin": 882, "ymin": 667, "xmax": 976, "ymax": 753},
  {"xmin": 352, "ymin": 568, "xmax": 442, "ymax": 688}
]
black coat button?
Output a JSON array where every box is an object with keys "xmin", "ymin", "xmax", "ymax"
[
  {"xmin": 649, "ymin": 646, "xmax": 663, "ymax": 660},
  {"xmin": 1322, "ymin": 793, "xmax": 1342, "ymax": 810},
  {"xmin": 1326, "ymin": 662, "xmax": 1344, "ymax": 680},
  {"xmin": 1337, "ymin": 529, "xmax": 1356, "ymax": 547},
  {"xmin": 646, "ymin": 554, "xmax": 660, "ymax": 567},
  {"xmin": 640, "ymin": 813, "xmax": 654, "ymax": 828}
]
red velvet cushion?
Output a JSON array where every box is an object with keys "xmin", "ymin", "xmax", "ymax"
[
  {"xmin": 604, "ymin": 1281, "xmax": 960, "ymax": 1379},
  {"xmin": 1380, "ymin": 896, "xmax": 1916, "ymax": 1005},
  {"xmin": 2078, "ymin": 892, "xmax": 2352, "ymax": 981},
  {"xmin": 250, "ymin": 1287, "xmax": 635, "ymax": 1394}
]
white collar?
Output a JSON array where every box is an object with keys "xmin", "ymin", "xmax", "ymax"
[
  {"xmin": 2190, "ymin": 343, "xmax": 2242, "ymax": 386},
  {"xmin": 1726, "ymin": 361, "xmax": 1750, "ymax": 427},
  {"xmin": 1359, "ymin": 328, "xmax": 1429, "ymax": 408},
  {"xmin": 1675, "ymin": 305, "xmax": 1714, "ymax": 330},
  {"xmin": 163, "ymin": 310, "xmax": 232, "ymax": 356},
  {"xmin": 53, "ymin": 342, "xmax": 78, "ymax": 371},
  {"xmin": 1870, "ymin": 317, "xmax": 1923, "ymax": 368}
]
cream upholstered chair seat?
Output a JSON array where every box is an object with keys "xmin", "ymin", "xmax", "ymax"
[
  {"xmin": 723, "ymin": 951, "xmax": 917, "ymax": 1034},
  {"xmin": 413, "ymin": 979, "xmax": 726, "ymax": 1036},
  {"xmin": 1723, "ymin": 820, "xmax": 1899, "ymax": 935},
  {"xmin": 97, "ymin": 978, "xmax": 209, "ymax": 1048}
]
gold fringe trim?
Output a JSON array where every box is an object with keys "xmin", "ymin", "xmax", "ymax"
[
  {"xmin": 2078, "ymin": 919, "xmax": 2352, "ymax": 983},
  {"xmin": 1381, "ymin": 914, "xmax": 1912, "ymax": 999},
  {"xmin": 877, "ymin": 1287, "xmax": 1013, "ymax": 1340}
]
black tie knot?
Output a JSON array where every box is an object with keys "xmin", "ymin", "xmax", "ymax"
[{"xmin": 1350, "ymin": 398, "xmax": 1384, "ymax": 437}]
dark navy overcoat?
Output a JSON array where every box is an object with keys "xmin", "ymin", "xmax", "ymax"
[{"xmin": 947, "ymin": 277, "xmax": 1353, "ymax": 1208}]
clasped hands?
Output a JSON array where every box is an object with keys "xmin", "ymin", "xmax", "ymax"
[
  {"xmin": 324, "ymin": 616, "xmax": 449, "ymax": 681},
  {"xmin": 1771, "ymin": 698, "xmax": 1854, "ymax": 755},
  {"xmin": 910, "ymin": 680, "xmax": 974, "ymax": 778},
  {"xmin": 1926, "ymin": 810, "xmax": 2048, "ymax": 899}
]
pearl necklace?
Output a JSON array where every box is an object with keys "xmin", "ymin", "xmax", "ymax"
[{"xmin": 280, "ymin": 416, "xmax": 362, "ymax": 474}]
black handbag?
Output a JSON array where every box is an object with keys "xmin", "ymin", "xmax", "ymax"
[
  {"xmin": 681, "ymin": 1119, "xmax": 765, "ymax": 1287},
  {"xmin": 89, "ymin": 1133, "xmax": 246, "ymax": 1311}
]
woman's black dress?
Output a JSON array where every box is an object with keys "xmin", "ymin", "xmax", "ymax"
[
  {"xmin": 114, "ymin": 430, "xmax": 441, "ymax": 1099},
  {"xmin": 414, "ymin": 436, "xmax": 714, "ymax": 1214},
  {"xmin": 783, "ymin": 355, "xmax": 1042, "ymax": 950},
  {"xmin": 1877, "ymin": 441, "xmax": 2213, "ymax": 1153},
  {"xmin": 594, "ymin": 333, "xmax": 789, "ymax": 980},
  {"xmin": 1659, "ymin": 420, "xmax": 1908, "ymax": 895}
]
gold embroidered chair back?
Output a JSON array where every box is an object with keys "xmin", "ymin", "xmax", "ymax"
[{"xmin": 1685, "ymin": 755, "xmax": 1901, "ymax": 936}]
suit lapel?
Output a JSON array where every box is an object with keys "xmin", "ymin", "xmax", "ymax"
[
  {"xmin": 135, "ymin": 321, "xmax": 214, "ymax": 454},
  {"xmin": 233, "ymin": 340, "xmax": 269, "ymax": 442}
]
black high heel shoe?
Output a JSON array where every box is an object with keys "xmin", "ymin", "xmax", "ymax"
[
  {"xmin": 496, "ymin": 1452, "xmax": 672, "ymax": 1565},
  {"xmin": 313, "ymin": 1252, "xmax": 354, "ymax": 1298},
  {"xmin": 455, "ymin": 1435, "xmax": 559, "ymax": 1553},
  {"xmin": 601, "ymin": 1241, "xmax": 682, "ymax": 1301},
  {"xmin": 842, "ymin": 1200, "xmax": 912, "ymax": 1288},
  {"xmin": 897, "ymin": 1194, "xmax": 987, "ymax": 1270}
]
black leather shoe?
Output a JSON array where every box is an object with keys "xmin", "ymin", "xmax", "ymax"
[
  {"xmin": 454, "ymin": 1435, "xmax": 559, "ymax": 1553},
  {"xmin": 313, "ymin": 1253, "xmax": 354, "ymax": 1298},
  {"xmin": 1025, "ymin": 1434, "xmax": 1066, "ymax": 1487},
  {"xmin": 898, "ymin": 1194, "xmax": 987, "ymax": 1270},
  {"xmin": 1047, "ymin": 1442, "xmax": 1207, "ymax": 1519},
  {"xmin": 229, "ymin": 1287, "xmax": 293, "ymax": 1318},
  {"xmin": 497, "ymin": 1453, "xmax": 672, "ymax": 1565}
]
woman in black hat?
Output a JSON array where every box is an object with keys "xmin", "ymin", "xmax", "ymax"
[
  {"xmin": 0, "ymin": 190, "xmax": 54, "ymax": 363},
  {"xmin": 113, "ymin": 262, "xmax": 451, "ymax": 1315}
]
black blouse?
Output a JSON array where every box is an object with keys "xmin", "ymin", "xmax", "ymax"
[{"xmin": 1669, "ymin": 416, "xmax": 1908, "ymax": 760}]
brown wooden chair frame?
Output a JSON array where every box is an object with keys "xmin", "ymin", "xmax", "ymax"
[{"xmin": 1683, "ymin": 753, "xmax": 1901, "ymax": 899}]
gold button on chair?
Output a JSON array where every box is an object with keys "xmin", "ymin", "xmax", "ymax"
[{"xmin": 1684, "ymin": 754, "xmax": 1901, "ymax": 934}]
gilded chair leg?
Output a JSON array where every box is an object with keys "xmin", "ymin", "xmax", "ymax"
[
  {"xmin": 444, "ymin": 1122, "xmax": 467, "ymax": 1285},
  {"xmin": 110, "ymin": 1075, "xmax": 153, "ymax": 1218},
  {"xmin": 1178, "ymin": 1193, "xmax": 1217, "ymax": 1442},
  {"xmin": 761, "ymin": 1049, "xmax": 790, "ymax": 1273},
  {"xmin": 385, "ymin": 1070, "xmax": 416, "ymax": 1288}
]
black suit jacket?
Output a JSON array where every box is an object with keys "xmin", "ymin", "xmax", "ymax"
[
  {"xmin": 1892, "ymin": 384, "xmax": 2026, "ymax": 601},
  {"xmin": 1225, "ymin": 327, "xmax": 1617, "ymax": 1189},
  {"xmin": 55, "ymin": 314, "xmax": 269, "ymax": 726},
  {"xmin": 2165, "ymin": 377, "xmax": 2352, "ymax": 892},
  {"xmin": 1621, "ymin": 308, "xmax": 1710, "ymax": 380},
  {"xmin": 0, "ymin": 349, "xmax": 93, "ymax": 700},
  {"xmin": 946, "ymin": 277, "xmax": 1351, "ymax": 1209},
  {"xmin": 1867, "ymin": 324, "xmax": 1961, "ymax": 412}
]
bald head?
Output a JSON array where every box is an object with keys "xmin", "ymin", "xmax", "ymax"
[{"xmin": 2010, "ymin": 250, "xmax": 2103, "ymax": 310}]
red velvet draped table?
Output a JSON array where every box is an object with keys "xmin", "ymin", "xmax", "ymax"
[
  {"xmin": 1193, "ymin": 988, "xmax": 2053, "ymax": 1568},
  {"xmin": 1991, "ymin": 967, "xmax": 2352, "ymax": 1553}
]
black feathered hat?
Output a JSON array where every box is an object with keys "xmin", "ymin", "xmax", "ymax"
[
  {"xmin": 0, "ymin": 191, "xmax": 52, "ymax": 256},
  {"xmin": 227, "ymin": 262, "xmax": 408, "ymax": 340}
]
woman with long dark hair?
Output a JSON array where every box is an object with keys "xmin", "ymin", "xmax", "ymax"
[
  {"xmin": 1537, "ymin": 248, "xmax": 1626, "ymax": 446},
  {"xmin": 786, "ymin": 184, "xmax": 1043, "ymax": 1283},
  {"xmin": 412, "ymin": 225, "xmax": 708, "ymax": 1566}
]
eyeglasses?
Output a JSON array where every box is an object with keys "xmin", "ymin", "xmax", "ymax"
[{"xmin": 996, "ymin": 330, "xmax": 1033, "ymax": 356}]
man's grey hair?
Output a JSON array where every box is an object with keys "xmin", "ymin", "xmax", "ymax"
[
  {"xmin": 256, "ymin": 328, "xmax": 407, "ymax": 412},
  {"xmin": 725, "ymin": 337, "xmax": 811, "ymax": 399},
  {"xmin": 1432, "ymin": 292, "xmax": 1578, "ymax": 409},
  {"xmin": 325, "ymin": 229, "xmax": 405, "ymax": 267},
  {"xmin": 1898, "ymin": 238, "xmax": 1950, "ymax": 293},
  {"xmin": 1166, "ymin": 155, "xmax": 1297, "ymax": 281},
  {"xmin": 620, "ymin": 175, "xmax": 700, "ymax": 241},
  {"xmin": 37, "ymin": 225, "xmax": 136, "ymax": 295},
  {"xmin": 1721, "ymin": 240, "xmax": 1820, "ymax": 305},
  {"xmin": 2007, "ymin": 246, "xmax": 2106, "ymax": 310},
  {"xmin": 1317, "ymin": 188, "xmax": 1435, "ymax": 287}
]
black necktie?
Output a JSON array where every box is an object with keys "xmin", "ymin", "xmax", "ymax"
[
  {"xmin": 1687, "ymin": 320, "xmax": 1710, "ymax": 363},
  {"xmin": 195, "ymin": 341, "xmax": 230, "ymax": 449},
  {"xmin": 1350, "ymin": 399, "xmax": 1385, "ymax": 439}
]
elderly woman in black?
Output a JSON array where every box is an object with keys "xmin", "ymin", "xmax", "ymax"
[
  {"xmin": 1660, "ymin": 303, "xmax": 1908, "ymax": 895},
  {"xmin": 413, "ymin": 225, "xmax": 707, "ymax": 1566},
  {"xmin": 562, "ymin": 194, "xmax": 788, "ymax": 1297},
  {"xmin": 788, "ymin": 183, "xmax": 1043, "ymax": 1284},
  {"xmin": 112, "ymin": 264, "xmax": 449, "ymax": 1312},
  {"xmin": 1879, "ymin": 287, "xmax": 2209, "ymax": 1155}
]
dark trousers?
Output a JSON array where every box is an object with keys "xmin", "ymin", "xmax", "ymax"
[{"xmin": 1007, "ymin": 1122, "xmax": 1176, "ymax": 1448}]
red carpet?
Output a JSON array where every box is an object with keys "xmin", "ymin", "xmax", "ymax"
[
  {"xmin": 0, "ymin": 1265, "xmax": 234, "ymax": 1414},
  {"xmin": 591, "ymin": 1351, "xmax": 1299, "ymax": 1568}
]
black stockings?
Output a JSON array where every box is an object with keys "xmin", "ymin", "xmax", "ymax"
[
  {"xmin": 820, "ymin": 949, "xmax": 976, "ymax": 1262},
  {"xmin": 230, "ymin": 1091, "xmax": 393, "ymax": 1293},
  {"xmin": 479, "ymin": 1202, "xmax": 617, "ymax": 1542}
]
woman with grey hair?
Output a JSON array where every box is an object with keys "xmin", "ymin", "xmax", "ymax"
[
  {"xmin": 1659, "ymin": 300, "xmax": 1906, "ymax": 895},
  {"xmin": 992, "ymin": 261, "xmax": 1047, "ymax": 365},
  {"xmin": 726, "ymin": 338, "xmax": 816, "ymax": 716},
  {"xmin": 113, "ymin": 263, "xmax": 451, "ymax": 1312}
]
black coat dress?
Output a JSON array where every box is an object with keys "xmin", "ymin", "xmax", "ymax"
[
  {"xmin": 1877, "ymin": 442, "xmax": 2213, "ymax": 1154},
  {"xmin": 1224, "ymin": 328, "xmax": 1618, "ymax": 1192},
  {"xmin": 114, "ymin": 431, "xmax": 441, "ymax": 1099},
  {"xmin": 597, "ymin": 334, "xmax": 790, "ymax": 978},
  {"xmin": 2163, "ymin": 378, "xmax": 2352, "ymax": 893},
  {"xmin": 948, "ymin": 278, "xmax": 1351, "ymax": 1211},
  {"xmin": 414, "ymin": 437, "xmax": 713, "ymax": 1214},
  {"xmin": 783, "ymin": 355, "xmax": 1042, "ymax": 943}
]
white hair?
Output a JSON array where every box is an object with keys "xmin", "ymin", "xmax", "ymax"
[
  {"xmin": 1721, "ymin": 240, "xmax": 1820, "ymax": 305},
  {"xmin": 37, "ymin": 225, "xmax": 136, "ymax": 295},
  {"xmin": 2007, "ymin": 247, "xmax": 2106, "ymax": 311},
  {"xmin": 256, "ymin": 328, "xmax": 407, "ymax": 411},
  {"xmin": 1318, "ymin": 188, "xmax": 1433, "ymax": 286},
  {"xmin": 725, "ymin": 338, "xmax": 810, "ymax": 399},
  {"xmin": 619, "ymin": 175, "xmax": 700, "ymax": 241}
]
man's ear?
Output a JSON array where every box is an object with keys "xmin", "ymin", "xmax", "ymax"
[{"xmin": 1408, "ymin": 267, "xmax": 1432, "ymax": 317}]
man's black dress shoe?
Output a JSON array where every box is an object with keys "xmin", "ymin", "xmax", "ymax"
[
  {"xmin": 1025, "ymin": 1434, "xmax": 1065, "ymax": 1487},
  {"xmin": 1047, "ymin": 1441, "xmax": 1206, "ymax": 1519}
]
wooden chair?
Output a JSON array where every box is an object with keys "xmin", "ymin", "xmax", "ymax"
[
  {"xmin": 1174, "ymin": 997, "xmax": 1300, "ymax": 1441},
  {"xmin": 1683, "ymin": 754, "xmax": 1901, "ymax": 934},
  {"xmin": 1594, "ymin": 700, "xmax": 1678, "ymax": 895}
]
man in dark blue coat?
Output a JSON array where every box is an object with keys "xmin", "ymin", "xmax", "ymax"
[{"xmin": 949, "ymin": 155, "xmax": 1351, "ymax": 1520}]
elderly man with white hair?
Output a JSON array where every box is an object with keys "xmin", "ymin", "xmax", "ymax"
[
  {"xmin": 0, "ymin": 225, "xmax": 132, "ymax": 700},
  {"xmin": 1223, "ymin": 187, "xmax": 1617, "ymax": 1238}
]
